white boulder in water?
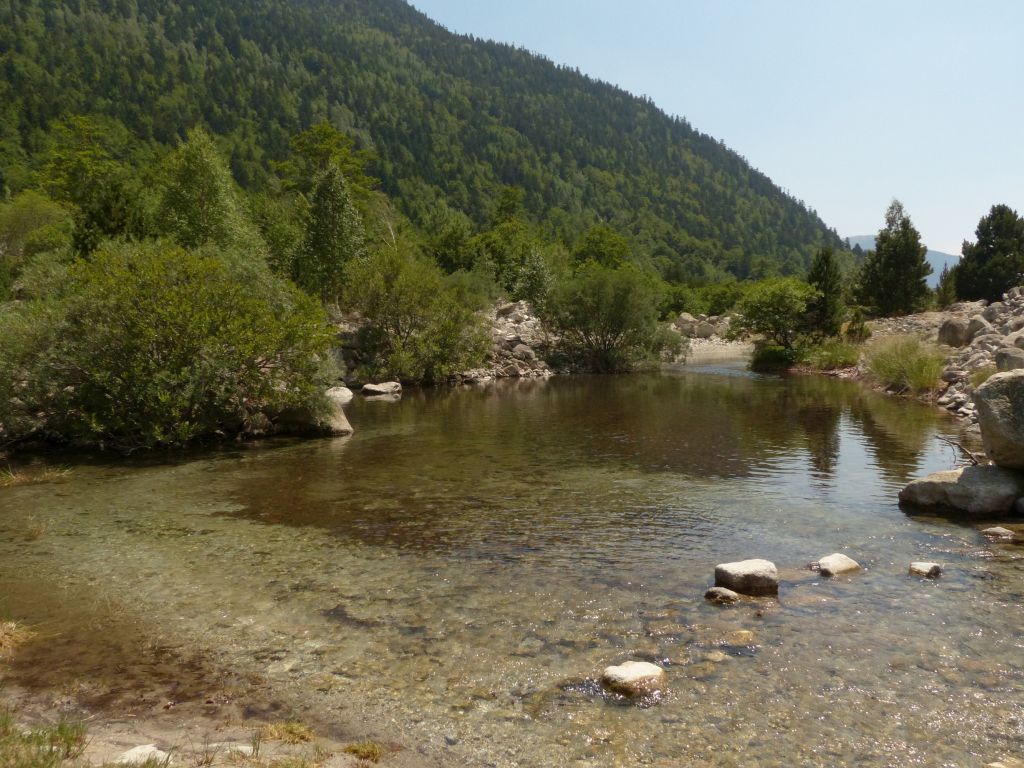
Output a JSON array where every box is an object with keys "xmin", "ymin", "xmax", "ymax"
[
  {"xmin": 600, "ymin": 660, "xmax": 666, "ymax": 697},
  {"xmin": 714, "ymin": 558, "xmax": 778, "ymax": 596},
  {"xmin": 816, "ymin": 553, "xmax": 861, "ymax": 577}
]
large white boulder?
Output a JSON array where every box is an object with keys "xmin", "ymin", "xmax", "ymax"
[
  {"xmin": 600, "ymin": 661, "xmax": 666, "ymax": 697},
  {"xmin": 899, "ymin": 465, "xmax": 1024, "ymax": 515},
  {"xmin": 118, "ymin": 746, "xmax": 172, "ymax": 765},
  {"xmin": 362, "ymin": 381, "xmax": 402, "ymax": 395},
  {"xmin": 909, "ymin": 562, "xmax": 942, "ymax": 578},
  {"xmin": 975, "ymin": 370, "xmax": 1024, "ymax": 468},
  {"xmin": 714, "ymin": 558, "xmax": 778, "ymax": 596}
]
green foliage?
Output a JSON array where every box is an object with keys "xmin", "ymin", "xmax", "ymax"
[
  {"xmin": 0, "ymin": 191, "xmax": 73, "ymax": 298},
  {"xmin": 804, "ymin": 246, "xmax": 845, "ymax": 336},
  {"xmin": 954, "ymin": 204, "xmax": 1024, "ymax": 302},
  {"xmin": 0, "ymin": 0, "xmax": 842, "ymax": 281},
  {"xmin": 750, "ymin": 343, "xmax": 805, "ymax": 370},
  {"xmin": 855, "ymin": 200, "xmax": 932, "ymax": 316},
  {"xmin": 804, "ymin": 339, "xmax": 861, "ymax": 370},
  {"xmin": 471, "ymin": 218, "xmax": 551, "ymax": 303},
  {"xmin": 572, "ymin": 224, "xmax": 631, "ymax": 267},
  {"xmin": 0, "ymin": 241, "xmax": 334, "ymax": 450},
  {"xmin": 935, "ymin": 263, "xmax": 958, "ymax": 308},
  {"xmin": 844, "ymin": 307, "xmax": 872, "ymax": 343},
  {"xmin": 543, "ymin": 261, "xmax": 669, "ymax": 372},
  {"xmin": 0, "ymin": 710, "xmax": 87, "ymax": 768},
  {"xmin": 157, "ymin": 128, "xmax": 266, "ymax": 256},
  {"xmin": 735, "ymin": 277, "xmax": 817, "ymax": 350},
  {"xmin": 866, "ymin": 336, "xmax": 946, "ymax": 393},
  {"xmin": 345, "ymin": 247, "xmax": 489, "ymax": 384},
  {"xmin": 292, "ymin": 163, "xmax": 367, "ymax": 301}
]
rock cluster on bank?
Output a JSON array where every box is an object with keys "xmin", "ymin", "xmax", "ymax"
[
  {"xmin": 673, "ymin": 312, "xmax": 731, "ymax": 340},
  {"xmin": 459, "ymin": 300, "xmax": 556, "ymax": 383}
]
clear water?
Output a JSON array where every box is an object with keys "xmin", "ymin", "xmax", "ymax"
[{"xmin": 2, "ymin": 365, "xmax": 1023, "ymax": 767}]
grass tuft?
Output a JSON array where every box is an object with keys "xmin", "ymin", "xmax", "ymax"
[
  {"xmin": 804, "ymin": 339, "xmax": 861, "ymax": 370},
  {"xmin": 342, "ymin": 742, "xmax": 384, "ymax": 763},
  {"xmin": 970, "ymin": 364, "xmax": 998, "ymax": 389},
  {"xmin": 866, "ymin": 335, "xmax": 946, "ymax": 393},
  {"xmin": 0, "ymin": 466, "xmax": 72, "ymax": 489},
  {"xmin": 259, "ymin": 722, "xmax": 313, "ymax": 745},
  {"xmin": 0, "ymin": 622, "xmax": 34, "ymax": 654}
]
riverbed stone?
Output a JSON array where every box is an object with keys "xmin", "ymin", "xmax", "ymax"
[
  {"xmin": 967, "ymin": 315, "xmax": 994, "ymax": 343},
  {"xmin": 117, "ymin": 745, "xmax": 172, "ymax": 765},
  {"xmin": 975, "ymin": 371, "xmax": 1024, "ymax": 468},
  {"xmin": 714, "ymin": 558, "xmax": 778, "ymax": 596},
  {"xmin": 327, "ymin": 385, "xmax": 354, "ymax": 406},
  {"xmin": 898, "ymin": 465, "xmax": 1024, "ymax": 515},
  {"xmin": 995, "ymin": 347, "xmax": 1024, "ymax": 372},
  {"xmin": 982, "ymin": 526, "xmax": 1016, "ymax": 540},
  {"xmin": 600, "ymin": 660, "xmax": 666, "ymax": 697},
  {"xmin": 816, "ymin": 553, "xmax": 861, "ymax": 576},
  {"xmin": 938, "ymin": 317, "xmax": 970, "ymax": 347},
  {"xmin": 909, "ymin": 562, "xmax": 942, "ymax": 578},
  {"xmin": 362, "ymin": 381, "xmax": 402, "ymax": 395},
  {"xmin": 704, "ymin": 586, "xmax": 740, "ymax": 604}
]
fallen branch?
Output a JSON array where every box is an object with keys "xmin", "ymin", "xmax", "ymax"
[{"xmin": 937, "ymin": 435, "xmax": 981, "ymax": 466}]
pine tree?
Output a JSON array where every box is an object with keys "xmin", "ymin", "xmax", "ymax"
[
  {"xmin": 953, "ymin": 204, "xmax": 1024, "ymax": 302},
  {"xmin": 804, "ymin": 245, "xmax": 844, "ymax": 336},
  {"xmin": 935, "ymin": 264, "xmax": 957, "ymax": 308},
  {"xmin": 293, "ymin": 163, "xmax": 367, "ymax": 302},
  {"xmin": 855, "ymin": 200, "xmax": 931, "ymax": 316}
]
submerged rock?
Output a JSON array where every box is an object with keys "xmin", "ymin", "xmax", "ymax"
[
  {"xmin": 362, "ymin": 381, "xmax": 402, "ymax": 395},
  {"xmin": 714, "ymin": 558, "xmax": 778, "ymax": 596},
  {"xmin": 815, "ymin": 553, "xmax": 861, "ymax": 576},
  {"xmin": 974, "ymin": 371, "xmax": 1024, "ymax": 469},
  {"xmin": 898, "ymin": 465, "xmax": 1024, "ymax": 515},
  {"xmin": 982, "ymin": 526, "xmax": 1016, "ymax": 540},
  {"xmin": 909, "ymin": 562, "xmax": 943, "ymax": 578},
  {"xmin": 600, "ymin": 660, "xmax": 666, "ymax": 698},
  {"xmin": 704, "ymin": 586, "xmax": 741, "ymax": 604},
  {"xmin": 117, "ymin": 745, "xmax": 172, "ymax": 765}
]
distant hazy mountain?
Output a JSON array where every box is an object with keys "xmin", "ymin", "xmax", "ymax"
[{"xmin": 846, "ymin": 235, "xmax": 959, "ymax": 288}]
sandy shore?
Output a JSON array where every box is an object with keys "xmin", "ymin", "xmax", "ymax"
[{"xmin": 682, "ymin": 339, "xmax": 754, "ymax": 365}]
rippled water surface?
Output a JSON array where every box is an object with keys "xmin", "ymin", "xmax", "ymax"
[{"xmin": 2, "ymin": 365, "xmax": 1023, "ymax": 767}]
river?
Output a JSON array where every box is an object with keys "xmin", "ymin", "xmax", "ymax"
[{"xmin": 1, "ymin": 363, "xmax": 1022, "ymax": 767}]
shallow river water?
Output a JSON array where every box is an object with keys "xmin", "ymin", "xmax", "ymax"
[{"xmin": 2, "ymin": 364, "xmax": 1023, "ymax": 767}]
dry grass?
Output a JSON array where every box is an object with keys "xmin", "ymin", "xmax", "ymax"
[
  {"xmin": 0, "ymin": 621, "xmax": 34, "ymax": 654},
  {"xmin": 259, "ymin": 722, "xmax": 313, "ymax": 745},
  {"xmin": 0, "ymin": 465, "xmax": 72, "ymax": 489},
  {"xmin": 866, "ymin": 335, "xmax": 947, "ymax": 393},
  {"xmin": 342, "ymin": 742, "xmax": 384, "ymax": 763}
]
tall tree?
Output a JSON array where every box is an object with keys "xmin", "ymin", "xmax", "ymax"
[
  {"xmin": 935, "ymin": 263, "xmax": 957, "ymax": 308},
  {"xmin": 855, "ymin": 200, "xmax": 931, "ymax": 316},
  {"xmin": 953, "ymin": 204, "xmax": 1024, "ymax": 302},
  {"xmin": 157, "ymin": 128, "xmax": 266, "ymax": 256},
  {"xmin": 804, "ymin": 245, "xmax": 844, "ymax": 336},
  {"xmin": 293, "ymin": 163, "xmax": 367, "ymax": 302}
]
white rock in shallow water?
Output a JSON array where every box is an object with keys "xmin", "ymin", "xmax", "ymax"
[
  {"xmin": 704, "ymin": 586, "xmax": 740, "ymax": 604},
  {"xmin": 909, "ymin": 562, "xmax": 942, "ymax": 578},
  {"xmin": 327, "ymin": 385, "xmax": 354, "ymax": 406},
  {"xmin": 600, "ymin": 661, "xmax": 666, "ymax": 697},
  {"xmin": 816, "ymin": 553, "xmax": 861, "ymax": 576},
  {"xmin": 714, "ymin": 559, "xmax": 778, "ymax": 596},
  {"xmin": 362, "ymin": 381, "xmax": 402, "ymax": 395},
  {"xmin": 982, "ymin": 526, "xmax": 1016, "ymax": 540},
  {"xmin": 898, "ymin": 465, "xmax": 1024, "ymax": 516},
  {"xmin": 117, "ymin": 745, "xmax": 171, "ymax": 765}
]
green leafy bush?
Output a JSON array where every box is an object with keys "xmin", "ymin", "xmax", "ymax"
[
  {"xmin": 735, "ymin": 277, "xmax": 818, "ymax": 350},
  {"xmin": 804, "ymin": 339, "xmax": 861, "ymax": 370},
  {"xmin": 750, "ymin": 343, "xmax": 805, "ymax": 371},
  {"xmin": 543, "ymin": 261, "xmax": 670, "ymax": 372},
  {"xmin": 0, "ymin": 241, "xmax": 334, "ymax": 450},
  {"xmin": 345, "ymin": 248, "xmax": 489, "ymax": 384},
  {"xmin": 866, "ymin": 336, "xmax": 946, "ymax": 393}
]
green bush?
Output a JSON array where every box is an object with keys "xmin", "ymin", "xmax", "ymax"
[
  {"xmin": 543, "ymin": 261, "xmax": 670, "ymax": 372},
  {"xmin": 0, "ymin": 241, "xmax": 335, "ymax": 450},
  {"xmin": 345, "ymin": 248, "xmax": 489, "ymax": 384},
  {"xmin": 866, "ymin": 336, "xmax": 946, "ymax": 393},
  {"xmin": 750, "ymin": 343, "xmax": 805, "ymax": 371},
  {"xmin": 735, "ymin": 277, "xmax": 818, "ymax": 349},
  {"xmin": 804, "ymin": 339, "xmax": 861, "ymax": 371}
]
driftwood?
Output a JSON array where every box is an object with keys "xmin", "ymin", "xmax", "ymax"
[{"xmin": 937, "ymin": 435, "xmax": 981, "ymax": 466}]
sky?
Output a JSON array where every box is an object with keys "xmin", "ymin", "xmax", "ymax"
[{"xmin": 410, "ymin": 0, "xmax": 1023, "ymax": 254}]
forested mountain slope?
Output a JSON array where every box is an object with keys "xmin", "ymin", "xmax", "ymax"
[{"xmin": 0, "ymin": 0, "xmax": 842, "ymax": 279}]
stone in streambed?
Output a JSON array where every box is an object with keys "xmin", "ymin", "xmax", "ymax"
[
  {"xmin": 982, "ymin": 526, "xmax": 1016, "ymax": 540},
  {"xmin": 938, "ymin": 318, "xmax": 969, "ymax": 347},
  {"xmin": 975, "ymin": 370, "xmax": 1024, "ymax": 469},
  {"xmin": 714, "ymin": 558, "xmax": 778, "ymax": 596},
  {"xmin": 362, "ymin": 381, "xmax": 402, "ymax": 395},
  {"xmin": 704, "ymin": 586, "xmax": 740, "ymax": 604},
  {"xmin": 815, "ymin": 553, "xmax": 861, "ymax": 576},
  {"xmin": 600, "ymin": 660, "xmax": 666, "ymax": 698},
  {"xmin": 909, "ymin": 562, "xmax": 942, "ymax": 578},
  {"xmin": 898, "ymin": 465, "xmax": 1024, "ymax": 515},
  {"xmin": 117, "ymin": 746, "xmax": 172, "ymax": 765}
]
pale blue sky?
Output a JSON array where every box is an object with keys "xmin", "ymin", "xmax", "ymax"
[{"xmin": 410, "ymin": 0, "xmax": 1022, "ymax": 254}]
